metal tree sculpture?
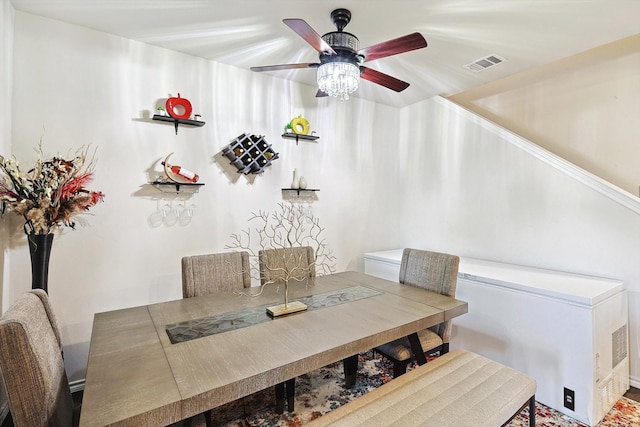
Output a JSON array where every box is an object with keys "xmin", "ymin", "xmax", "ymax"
[{"xmin": 226, "ymin": 202, "xmax": 336, "ymax": 316}]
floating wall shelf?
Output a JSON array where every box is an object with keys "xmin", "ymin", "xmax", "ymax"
[
  {"xmin": 151, "ymin": 181, "xmax": 204, "ymax": 194},
  {"xmin": 282, "ymin": 133, "xmax": 319, "ymax": 145},
  {"xmin": 153, "ymin": 114, "xmax": 205, "ymax": 135},
  {"xmin": 281, "ymin": 188, "xmax": 320, "ymax": 196}
]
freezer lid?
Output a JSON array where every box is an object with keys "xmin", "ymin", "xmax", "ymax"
[
  {"xmin": 458, "ymin": 257, "xmax": 625, "ymax": 306},
  {"xmin": 363, "ymin": 249, "xmax": 404, "ymax": 264}
]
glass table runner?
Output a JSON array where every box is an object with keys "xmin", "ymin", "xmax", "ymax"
[{"xmin": 165, "ymin": 285, "xmax": 382, "ymax": 344}]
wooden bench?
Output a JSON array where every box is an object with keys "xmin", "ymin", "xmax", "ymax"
[{"xmin": 307, "ymin": 349, "xmax": 536, "ymax": 427}]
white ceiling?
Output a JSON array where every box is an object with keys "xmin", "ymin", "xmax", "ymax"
[{"xmin": 9, "ymin": 0, "xmax": 640, "ymax": 107}]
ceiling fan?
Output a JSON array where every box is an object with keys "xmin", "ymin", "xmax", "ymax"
[{"xmin": 250, "ymin": 8, "xmax": 427, "ymax": 100}]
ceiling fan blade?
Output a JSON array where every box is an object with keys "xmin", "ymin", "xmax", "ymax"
[
  {"xmin": 283, "ymin": 18, "xmax": 336, "ymax": 55},
  {"xmin": 250, "ymin": 63, "xmax": 319, "ymax": 72},
  {"xmin": 359, "ymin": 32, "xmax": 427, "ymax": 63},
  {"xmin": 360, "ymin": 67, "xmax": 410, "ymax": 92}
]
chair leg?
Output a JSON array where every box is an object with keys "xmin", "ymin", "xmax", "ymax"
[
  {"xmin": 275, "ymin": 382, "xmax": 285, "ymax": 414},
  {"xmin": 440, "ymin": 343, "xmax": 449, "ymax": 355},
  {"xmin": 286, "ymin": 378, "xmax": 296, "ymax": 412},
  {"xmin": 392, "ymin": 359, "xmax": 411, "ymax": 378},
  {"xmin": 343, "ymin": 354, "xmax": 359, "ymax": 388},
  {"xmin": 407, "ymin": 332, "xmax": 427, "ymax": 366},
  {"xmin": 183, "ymin": 410, "xmax": 211, "ymax": 427},
  {"xmin": 275, "ymin": 379, "xmax": 296, "ymax": 413}
]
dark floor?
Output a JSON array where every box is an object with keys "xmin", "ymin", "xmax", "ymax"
[
  {"xmin": 625, "ymin": 385, "xmax": 640, "ymax": 402},
  {"xmin": 1, "ymin": 387, "xmax": 639, "ymax": 426}
]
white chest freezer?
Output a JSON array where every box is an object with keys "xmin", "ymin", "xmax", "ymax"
[{"xmin": 363, "ymin": 250, "xmax": 629, "ymax": 426}]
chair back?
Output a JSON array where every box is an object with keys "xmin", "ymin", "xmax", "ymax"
[
  {"xmin": 258, "ymin": 246, "xmax": 315, "ymax": 285},
  {"xmin": 181, "ymin": 251, "xmax": 251, "ymax": 298},
  {"xmin": 0, "ymin": 289, "xmax": 74, "ymax": 427},
  {"xmin": 399, "ymin": 248, "xmax": 460, "ymax": 342}
]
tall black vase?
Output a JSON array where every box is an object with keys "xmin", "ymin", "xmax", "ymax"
[{"xmin": 28, "ymin": 233, "xmax": 54, "ymax": 293}]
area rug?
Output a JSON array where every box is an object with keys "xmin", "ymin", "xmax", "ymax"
[{"xmin": 199, "ymin": 350, "xmax": 640, "ymax": 427}]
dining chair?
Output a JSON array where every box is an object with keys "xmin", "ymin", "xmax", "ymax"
[
  {"xmin": 0, "ymin": 289, "xmax": 79, "ymax": 427},
  {"xmin": 258, "ymin": 246, "xmax": 316, "ymax": 285},
  {"xmin": 181, "ymin": 251, "xmax": 251, "ymax": 298},
  {"xmin": 181, "ymin": 251, "xmax": 251, "ymax": 427},
  {"xmin": 375, "ymin": 248, "xmax": 460, "ymax": 378},
  {"xmin": 258, "ymin": 246, "xmax": 316, "ymax": 413}
]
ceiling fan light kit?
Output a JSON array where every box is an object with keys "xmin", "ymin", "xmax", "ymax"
[
  {"xmin": 250, "ymin": 8, "xmax": 427, "ymax": 101},
  {"xmin": 317, "ymin": 62, "xmax": 359, "ymax": 100}
]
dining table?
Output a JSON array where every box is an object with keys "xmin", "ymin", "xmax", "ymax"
[{"xmin": 79, "ymin": 271, "xmax": 468, "ymax": 426}]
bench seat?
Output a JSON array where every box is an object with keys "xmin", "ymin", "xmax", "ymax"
[{"xmin": 307, "ymin": 349, "xmax": 536, "ymax": 427}]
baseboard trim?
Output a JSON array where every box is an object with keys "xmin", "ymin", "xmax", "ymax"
[
  {"xmin": 70, "ymin": 379, "xmax": 85, "ymax": 394},
  {"xmin": 0, "ymin": 401, "xmax": 9, "ymax": 425}
]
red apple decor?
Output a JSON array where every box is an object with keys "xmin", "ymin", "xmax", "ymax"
[{"xmin": 165, "ymin": 93, "xmax": 193, "ymax": 119}]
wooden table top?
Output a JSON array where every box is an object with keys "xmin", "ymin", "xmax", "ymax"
[{"xmin": 79, "ymin": 271, "xmax": 468, "ymax": 426}]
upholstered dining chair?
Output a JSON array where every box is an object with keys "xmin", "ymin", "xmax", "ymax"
[
  {"xmin": 181, "ymin": 251, "xmax": 251, "ymax": 427},
  {"xmin": 258, "ymin": 246, "xmax": 316, "ymax": 286},
  {"xmin": 181, "ymin": 251, "xmax": 251, "ymax": 298},
  {"xmin": 257, "ymin": 246, "xmax": 316, "ymax": 414},
  {"xmin": 375, "ymin": 248, "xmax": 460, "ymax": 378},
  {"xmin": 0, "ymin": 289, "xmax": 79, "ymax": 427}
]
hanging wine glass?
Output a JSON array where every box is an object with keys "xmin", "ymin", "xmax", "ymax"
[
  {"xmin": 148, "ymin": 201, "xmax": 165, "ymax": 228},
  {"xmin": 164, "ymin": 202, "xmax": 178, "ymax": 226}
]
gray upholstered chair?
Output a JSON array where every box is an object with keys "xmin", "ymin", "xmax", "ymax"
[
  {"xmin": 257, "ymin": 246, "xmax": 315, "ymax": 414},
  {"xmin": 181, "ymin": 251, "xmax": 250, "ymax": 427},
  {"xmin": 258, "ymin": 246, "xmax": 315, "ymax": 286},
  {"xmin": 181, "ymin": 251, "xmax": 251, "ymax": 298},
  {"xmin": 0, "ymin": 289, "xmax": 78, "ymax": 427},
  {"xmin": 375, "ymin": 248, "xmax": 460, "ymax": 378}
]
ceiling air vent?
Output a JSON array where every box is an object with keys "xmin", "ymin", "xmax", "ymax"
[{"xmin": 464, "ymin": 54, "xmax": 507, "ymax": 72}]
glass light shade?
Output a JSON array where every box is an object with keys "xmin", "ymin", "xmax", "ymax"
[{"xmin": 317, "ymin": 62, "xmax": 359, "ymax": 101}]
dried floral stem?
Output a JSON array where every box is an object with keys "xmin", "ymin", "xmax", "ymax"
[
  {"xmin": 0, "ymin": 142, "xmax": 105, "ymax": 235},
  {"xmin": 226, "ymin": 203, "xmax": 336, "ymax": 305}
]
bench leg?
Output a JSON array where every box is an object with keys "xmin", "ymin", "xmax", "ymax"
[
  {"xmin": 529, "ymin": 395, "xmax": 536, "ymax": 427},
  {"xmin": 408, "ymin": 332, "xmax": 427, "ymax": 366},
  {"xmin": 343, "ymin": 355, "xmax": 359, "ymax": 388}
]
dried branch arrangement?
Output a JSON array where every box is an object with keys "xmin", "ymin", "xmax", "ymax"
[{"xmin": 226, "ymin": 202, "xmax": 336, "ymax": 315}]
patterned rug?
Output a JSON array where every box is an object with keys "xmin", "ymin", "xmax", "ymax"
[{"xmin": 196, "ymin": 350, "xmax": 640, "ymax": 427}]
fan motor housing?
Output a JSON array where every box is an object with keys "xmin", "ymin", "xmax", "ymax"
[
  {"xmin": 320, "ymin": 31, "xmax": 363, "ymax": 67},
  {"xmin": 322, "ymin": 31, "xmax": 359, "ymax": 52}
]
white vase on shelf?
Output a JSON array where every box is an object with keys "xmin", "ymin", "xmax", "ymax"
[
  {"xmin": 299, "ymin": 176, "xmax": 307, "ymax": 190},
  {"xmin": 291, "ymin": 168, "xmax": 300, "ymax": 189}
]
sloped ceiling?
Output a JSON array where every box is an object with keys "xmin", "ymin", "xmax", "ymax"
[{"xmin": 9, "ymin": 0, "xmax": 640, "ymax": 107}]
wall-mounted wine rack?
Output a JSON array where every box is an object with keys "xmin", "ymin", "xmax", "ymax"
[{"xmin": 222, "ymin": 133, "xmax": 279, "ymax": 174}]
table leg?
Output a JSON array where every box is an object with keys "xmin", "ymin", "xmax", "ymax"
[{"xmin": 408, "ymin": 332, "xmax": 427, "ymax": 365}]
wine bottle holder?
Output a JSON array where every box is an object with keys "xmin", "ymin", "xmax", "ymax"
[{"xmin": 222, "ymin": 133, "xmax": 279, "ymax": 175}]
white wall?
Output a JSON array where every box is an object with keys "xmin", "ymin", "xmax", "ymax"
[
  {"xmin": 0, "ymin": 0, "xmax": 14, "ymax": 416},
  {"xmin": 0, "ymin": 0, "xmax": 14, "ymax": 315},
  {"xmin": 7, "ymin": 11, "xmax": 640, "ymax": 389},
  {"xmin": 390, "ymin": 98, "xmax": 640, "ymax": 386},
  {"xmin": 8, "ymin": 12, "xmax": 397, "ymax": 381},
  {"xmin": 449, "ymin": 35, "xmax": 640, "ymax": 196}
]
